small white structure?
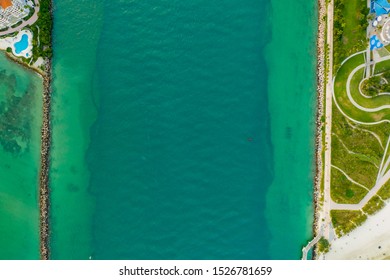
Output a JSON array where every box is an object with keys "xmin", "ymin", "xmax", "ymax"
[
  {"xmin": 378, "ymin": 16, "xmax": 383, "ymax": 22},
  {"xmin": 373, "ymin": 20, "xmax": 378, "ymax": 27}
]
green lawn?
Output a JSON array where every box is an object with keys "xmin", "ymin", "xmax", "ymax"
[
  {"xmin": 333, "ymin": 0, "xmax": 368, "ymax": 70},
  {"xmin": 377, "ymin": 181, "xmax": 390, "ymax": 200},
  {"xmin": 349, "ymin": 68, "xmax": 390, "ymax": 109},
  {"xmin": 362, "ymin": 195, "xmax": 385, "ymax": 215},
  {"xmin": 331, "ymin": 210, "xmax": 367, "ymax": 236},
  {"xmin": 331, "ymin": 167, "xmax": 369, "ymax": 204},
  {"xmin": 331, "ymin": 134, "xmax": 379, "ymax": 188},
  {"xmin": 329, "ymin": 0, "xmax": 390, "ymax": 237},
  {"xmin": 334, "ymin": 53, "xmax": 390, "ymax": 122},
  {"xmin": 374, "ymin": 59, "xmax": 390, "ymax": 74},
  {"xmin": 356, "ymin": 116, "xmax": 390, "ymax": 147}
]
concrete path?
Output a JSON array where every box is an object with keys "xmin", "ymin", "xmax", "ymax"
[
  {"xmin": 323, "ymin": 0, "xmax": 334, "ymax": 241},
  {"xmin": 302, "ymin": 228, "xmax": 323, "ymax": 260},
  {"xmin": 345, "ymin": 56, "xmax": 390, "ymax": 113},
  {"xmin": 331, "ymin": 165, "xmax": 370, "ymax": 191},
  {"xmin": 347, "ymin": 121, "xmax": 384, "ymax": 149},
  {"xmin": 0, "ymin": 0, "xmax": 39, "ymax": 37},
  {"xmin": 330, "ymin": 135, "xmax": 390, "ymax": 211}
]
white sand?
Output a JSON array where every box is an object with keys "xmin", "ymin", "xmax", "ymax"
[{"xmin": 322, "ymin": 201, "xmax": 390, "ymax": 259}]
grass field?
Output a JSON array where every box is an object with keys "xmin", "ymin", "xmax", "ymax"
[
  {"xmin": 334, "ymin": 53, "xmax": 390, "ymax": 122},
  {"xmin": 377, "ymin": 181, "xmax": 390, "ymax": 200},
  {"xmin": 362, "ymin": 195, "xmax": 385, "ymax": 215},
  {"xmin": 328, "ymin": 0, "xmax": 390, "ymax": 239},
  {"xmin": 330, "ymin": 167, "xmax": 368, "ymax": 204},
  {"xmin": 333, "ymin": 0, "xmax": 368, "ymax": 70},
  {"xmin": 331, "ymin": 210, "xmax": 367, "ymax": 236}
]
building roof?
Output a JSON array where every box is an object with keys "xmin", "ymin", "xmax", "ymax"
[{"xmin": 0, "ymin": 0, "xmax": 12, "ymax": 10}]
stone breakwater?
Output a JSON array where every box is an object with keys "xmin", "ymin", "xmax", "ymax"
[
  {"xmin": 39, "ymin": 61, "xmax": 51, "ymax": 260},
  {"xmin": 312, "ymin": 0, "xmax": 326, "ymax": 259}
]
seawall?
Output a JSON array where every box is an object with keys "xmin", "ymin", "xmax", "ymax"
[
  {"xmin": 39, "ymin": 60, "xmax": 51, "ymax": 260},
  {"xmin": 312, "ymin": 0, "xmax": 326, "ymax": 259}
]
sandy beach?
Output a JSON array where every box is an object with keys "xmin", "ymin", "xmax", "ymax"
[{"xmin": 322, "ymin": 201, "xmax": 390, "ymax": 259}]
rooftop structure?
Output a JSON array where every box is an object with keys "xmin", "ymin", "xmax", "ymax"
[
  {"xmin": 371, "ymin": 0, "xmax": 390, "ymax": 16},
  {"xmin": 0, "ymin": 0, "xmax": 30, "ymax": 30},
  {"xmin": 0, "ymin": 0, "xmax": 12, "ymax": 10}
]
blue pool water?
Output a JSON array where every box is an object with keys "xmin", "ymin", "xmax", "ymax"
[
  {"xmin": 14, "ymin": 34, "xmax": 28, "ymax": 54},
  {"xmin": 370, "ymin": 35, "xmax": 383, "ymax": 50}
]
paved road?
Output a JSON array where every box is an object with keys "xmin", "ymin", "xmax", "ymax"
[{"xmin": 0, "ymin": 0, "xmax": 39, "ymax": 36}]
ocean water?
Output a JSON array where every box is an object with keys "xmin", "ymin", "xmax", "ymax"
[
  {"xmin": 0, "ymin": 54, "xmax": 42, "ymax": 259},
  {"xmin": 49, "ymin": 1, "xmax": 102, "ymax": 259},
  {"xmin": 50, "ymin": 0, "xmax": 316, "ymax": 259},
  {"xmin": 264, "ymin": 0, "xmax": 317, "ymax": 258}
]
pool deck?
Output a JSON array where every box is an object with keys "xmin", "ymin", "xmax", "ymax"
[{"xmin": 0, "ymin": 29, "xmax": 33, "ymax": 58}]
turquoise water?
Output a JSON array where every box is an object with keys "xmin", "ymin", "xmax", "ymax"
[
  {"xmin": 265, "ymin": 0, "xmax": 317, "ymax": 258},
  {"xmin": 14, "ymin": 34, "xmax": 28, "ymax": 54},
  {"xmin": 50, "ymin": 0, "xmax": 316, "ymax": 259},
  {"xmin": 0, "ymin": 54, "xmax": 42, "ymax": 259}
]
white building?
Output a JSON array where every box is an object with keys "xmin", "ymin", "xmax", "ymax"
[{"xmin": 0, "ymin": 0, "xmax": 30, "ymax": 30}]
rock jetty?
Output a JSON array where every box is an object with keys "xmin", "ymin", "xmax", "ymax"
[
  {"xmin": 312, "ymin": 0, "xmax": 326, "ymax": 259},
  {"xmin": 39, "ymin": 60, "xmax": 51, "ymax": 260}
]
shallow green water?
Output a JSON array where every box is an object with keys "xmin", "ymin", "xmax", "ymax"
[
  {"xmin": 265, "ymin": 0, "xmax": 317, "ymax": 258},
  {"xmin": 49, "ymin": 1, "xmax": 102, "ymax": 259},
  {"xmin": 0, "ymin": 54, "xmax": 42, "ymax": 260}
]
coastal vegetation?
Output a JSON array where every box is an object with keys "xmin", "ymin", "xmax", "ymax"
[
  {"xmin": 330, "ymin": 167, "xmax": 368, "ymax": 204},
  {"xmin": 317, "ymin": 237, "xmax": 330, "ymax": 254},
  {"xmin": 330, "ymin": 24, "xmax": 390, "ymax": 236},
  {"xmin": 333, "ymin": 0, "xmax": 368, "ymax": 71},
  {"xmin": 377, "ymin": 181, "xmax": 390, "ymax": 199},
  {"xmin": 331, "ymin": 210, "xmax": 367, "ymax": 236},
  {"xmin": 331, "ymin": 107, "xmax": 382, "ymax": 191},
  {"xmin": 317, "ymin": 0, "xmax": 390, "ymax": 258},
  {"xmin": 330, "ymin": 73, "xmax": 390, "ymax": 236},
  {"xmin": 361, "ymin": 72, "xmax": 390, "ymax": 97},
  {"xmin": 362, "ymin": 195, "xmax": 385, "ymax": 215},
  {"xmin": 4, "ymin": 0, "xmax": 53, "ymax": 72},
  {"xmin": 30, "ymin": 0, "xmax": 52, "ymax": 60}
]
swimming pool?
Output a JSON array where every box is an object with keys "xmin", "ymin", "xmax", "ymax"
[
  {"xmin": 14, "ymin": 34, "xmax": 28, "ymax": 54},
  {"xmin": 370, "ymin": 35, "xmax": 384, "ymax": 50}
]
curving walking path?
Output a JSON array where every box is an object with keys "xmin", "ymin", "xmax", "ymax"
[
  {"xmin": 346, "ymin": 56, "xmax": 390, "ymax": 113},
  {"xmin": 331, "ymin": 165, "xmax": 370, "ymax": 191},
  {"xmin": 322, "ymin": 0, "xmax": 334, "ymax": 242},
  {"xmin": 346, "ymin": 120, "xmax": 384, "ymax": 149},
  {"xmin": 0, "ymin": 0, "xmax": 39, "ymax": 37}
]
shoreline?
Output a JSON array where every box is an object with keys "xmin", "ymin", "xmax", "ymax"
[
  {"xmin": 312, "ymin": 0, "xmax": 327, "ymax": 259},
  {"xmin": 39, "ymin": 59, "xmax": 51, "ymax": 260},
  {"xmin": 3, "ymin": 0, "xmax": 53, "ymax": 259},
  {"xmin": 38, "ymin": 0, "xmax": 53, "ymax": 260},
  {"xmin": 3, "ymin": 51, "xmax": 52, "ymax": 260},
  {"xmin": 5, "ymin": 49, "xmax": 52, "ymax": 260}
]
